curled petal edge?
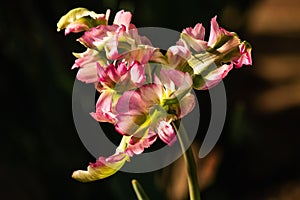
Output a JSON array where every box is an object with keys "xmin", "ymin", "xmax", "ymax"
[{"xmin": 72, "ymin": 152, "xmax": 129, "ymax": 182}]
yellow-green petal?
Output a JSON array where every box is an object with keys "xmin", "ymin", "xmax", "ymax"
[
  {"xmin": 72, "ymin": 152, "xmax": 129, "ymax": 182},
  {"xmin": 57, "ymin": 7, "xmax": 108, "ymax": 32}
]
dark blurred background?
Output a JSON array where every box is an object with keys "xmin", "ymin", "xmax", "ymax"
[{"xmin": 1, "ymin": 0, "xmax": 300, "ymax": 199}]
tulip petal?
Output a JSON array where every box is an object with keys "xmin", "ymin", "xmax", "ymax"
[
  {"xmin": 197, "ymin": 64, "xmax": 233, "ymax": 90},
  {"xmin": 183, "ymin": 23, "xmax": 205, "ymax": 40},
  {"xmin": 76, "ymin": 63, "xmax": 98, "ymax": 83},
  {"xmin": 57, "ymin": 7, "xmax": 108, "ymax": 35},
  {"xmin": 113, "ymin": 10, "xmax": 132, "ymax": 30},
  {"xmin": 157, "ymin": 121, "xmax": 176, "ymax": 145},
  {"xmin": 178, "ymin": 93, "xmax": 196, "ymax": 118},
  {"xmin": 72, "ymin": 152, "xmax": 128, "ymax": 182},
  {"xmin": 125, "ymin": 131, "xmax": 157, "ymax": 156},
  {"xmin": 90, "ymin": 90, "xmax": 116, "ymax": 123}
]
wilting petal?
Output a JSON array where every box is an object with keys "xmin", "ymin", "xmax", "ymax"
[
  {"xmin": 72, "ymin": 49, "xmax": 105, "ymax": 69},
  {"xmin": 72, "ymin": 152, "xmax": 128, "ymax": 182},
  {"xmin": 57, "ymin": 7, "xmax": 109, "ymax": 35},
  {"xmin": 113, "ymin": 10, "xmax": 132, "ymax": 30},
  {"xmin": 178, "ymin": 93, "xmax": 196, "ymax": 118},
  {"xmin": 72, "ymin": 49, "xmax": 107, "ymax": 84},
  {"xmin": 179, "ymin": 23, "xmax": 208, "ymax": 52},
  {"xmin": 97, "ymin": 63, "xmax": 120, "ymax": 88},
  {"xmin": 76, "ymin": 63, "xmax": 98, "ymax": 83},
  {"xmin": 196, "ymin": 64, "xmax": 233, "ymax": 90},
  {"xmin": 105, "ymin": 25, "xmax": 126, "ymax": 60},
  {"xmin": 130, "ymin": 61, "xmax": 146, "ymax": 87},
  {"xmin": 183, "ymin": 23, "xmax": 205, "ymax": 40},
  {"xmin": 160, "ymin": 68, "xmax": 192, "ymax": 100},
  {"xmin": 168, "ymin": 69, "xmax": 192, "ymax": 90},
  {"xmin": 207, "ymin": 16, "xmax": 237, "ymax": 50},
  {"xmin": 115, "ymin": 113, "xmax": 147, "ymax": 136},
  {"xmin": 115, "ymin": 84, "xmax": 161, "ymax": 114},
  {"xmin": 64, "ymin": 22, "xmax": 90, "ymax": 35},
  {"xmin": 166, "ymin": 45, "xmax": 191, "ymax": 69},
  {"xmin": 234, "ymin": 41, "xmax": 252, "ymax": 68},
  {"xmin": 125, "ymin": 131, "xmax": 157, "ymax": 156},
  {"xmin": 150, "ymin": 49, "xmax": 167, "ymax": 64},
  {"xmin": 139, "ymin": 84, "xmax": 162, "ymax": 107},
  {"xmin": 121, "ymin": 47, "xmax": 157, "ymax": 64},
  {"xmin": 78, "ymin": 25, "xmax": 118, "ymax": 48},
  {"xmin": 115, "ymin": 90, "xmax": 148, "ymax": 135},
  {"xmin": 90, "ymin": 90, "xmax": 116, "ymax": 123},
  {"xmin": 116, "ymin": 61, "xmax": 128, "ymax": 76},
  {"xmin": 116, "ymin": 90, "xmax": 147, "ymax": 114},
  {"xmin": 157, "ymin": 121, "xmax": 176, "ymax": 145}
]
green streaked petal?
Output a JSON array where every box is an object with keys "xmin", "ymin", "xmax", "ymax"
[
  {"xmin": 57, "ymin": 7, "xmax": 108, "ymax": 32},
  {"xmin": 72, "ymin": 152, "xmax": 129, "ymax": 182}
]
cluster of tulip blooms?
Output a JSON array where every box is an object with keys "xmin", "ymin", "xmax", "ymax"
[{"xmin": 57, "ymin": 7, "xmax": 252, "ymax": 182}]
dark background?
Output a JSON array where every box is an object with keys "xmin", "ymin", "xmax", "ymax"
[{"xmin": 1, "ymin": 0, "xmax": 300, "ymax": 199}]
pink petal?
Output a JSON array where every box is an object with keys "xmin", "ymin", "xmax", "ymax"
[
  {"xmin": 183, "ymin": 23, "xmax": 205, "ymax": 40},
  {"xmin": 157, "ymin": 121, "xmax": 176, "ymax": 146},
  {"xmin": 178, "ymin": 93, "xmax": 196, "ymax": 118},
  {"xmin": 65, "ymin": 23, "xmax": 89, "ymax": 35},
  {"xmin": 72, "ymin": 152, "xmax": 128, "ymax": 182},
  {"xmin": 168, "ymin": 69, "xmax": 192, "ymax": 89},
  {"xmin": 121, "ymin": 48, "xmax": 156, "ymax": 65},
  {"xmin": 78, "ymin": 25, "xmax": 118, "ymax": 48},
  {"xmin": 207, "ymin": 16, "xmax": 220, "ymax": 47},
  {"xmin": 72, "ymin": 49, "xmax": 101, "ymax": 69},
  {"xmin": 166, "ymin": 45, "xmax": 191, "ymax": 67},
  {"xmin": 115, "ymin": 113, "xmax": 146, "ymax": 136},
  {"xmin": 139, "ymin": 84, "xmax": 162, "ymax": 107},
  {"xmin": 160, "ymin": 68, "xmax": 192, "ymax": 99},
  {"xmin": 130, "ymin": 62, "xmax": 146, "ymax": 87},
  {"xmin": 200, "ymin": 64, "xmax": 233, "ymax": 90},
  {"xmin": 115, "ymin": 90, "xmax": 149, "ymax": 135},
  {"xmin": 234, "ymin": 42, "xmax": 252, "ymax": 68},
  {"xmin": 207, "ymin": 16, "xmax": 235, "ymax": 48},
  {"xmin": 116, "ymin": 90, "xmax": 147, "ymax": 114},
  {"xmin": 125, "ymin": 131, "xmax": 158, "ymax": 156},
  {"xmin": 90, "ymin": 90, "xmax": 116, "ymax": 123},
  {"xmin": 113, "ymin": 10, "xmax": 132, "ymax": 30},
  {"xmin": 76, "ymin": 63, "xmax": 98, "ymax": 83},
  {"xmin": 117, "ymin": 61, "xmax": 128, "ymax": 76}
]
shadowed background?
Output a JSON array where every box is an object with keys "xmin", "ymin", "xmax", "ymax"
[{"xmin": 1, "ymin": 0, "xmax": 300, "ymax": 199}]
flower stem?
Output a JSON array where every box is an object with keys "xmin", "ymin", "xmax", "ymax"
[
  {"xmin": 132, "ymin": 179, "xmax": 150, "ymax": 200},
  {"xmin": 172, "ymin": 121, "xmax": 201, "ymax": 200}
]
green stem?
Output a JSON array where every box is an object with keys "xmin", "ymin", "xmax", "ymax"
[
  {"xmin": 132, "ymin": 179, "xmax": 150, "ymax": 200},
  {"xmin": 172, "ymin": 121, "xmax": 201, "ymax": 200}
]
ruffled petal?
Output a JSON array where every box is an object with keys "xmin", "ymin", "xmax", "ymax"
[
  {"xmin": 125, "ymin": 131, "xmax": 157, "ymax": 156},
  {"xmin": 178, "ymin": 93, "xmax": 196, "ymax": 118},
  {"xmin": 116, "ymin": 90, "xmax": 147, "ymax": 114},
  {"xmin": 183, "ymin": 23, "xmax": 205, "ymax": 40},
  {"xmin": 180, "ymin": 23, "xmax": 208, "ymax": 52},
  {"xmin": 76, "ymin": 63, "xmax": 98, "ymax": 83},
  {"xmin": 196, "ymin": 64, "xmax": 233, "ymax": 90},
  {"xmin": 90, "ymin": 90, "xmax": 116, "ymax": 123},
  {"xmin": 57, "ymin": 7, "xmax": 109, "ymax": 35},
  {"xmin": 72, "ymin": 152, "xmax": 128, "ymax": 182},
  {"xmin": 234, "ymin": 41, "xmax": 252, "ymax": 68},
  {"xmin": 207, "ymin": 16, "xmax": 236, "ymax": 49},
  {"xmin": 129, "ymin": 61, "xmax": 146, "ymax": 87},
  {"xmin": 166, "ymin": 45, "xmax": 191, "ymax": 69},
  {"xmin": 157, "ymin": 121, "xmax": 176, "ymax": 145},
  {"xmin": 113, "ymin": 10, "xmax": 132, "ymax": 30},
  {"xmin": 115, "ymin": 113, "xmax": 147, "ymax": 135}
]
